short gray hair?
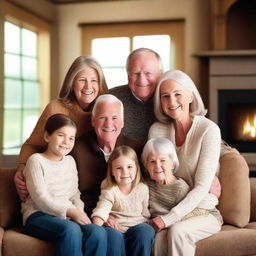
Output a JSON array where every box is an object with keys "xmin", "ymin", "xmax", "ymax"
[
  {"xmin": 154, "ymin": 70, "xmax": 207, "ymax": 124},
  {"xmin": 126, "ymin": 48, "xmax": 163, "ymax": 72},
  {"xmin": 92, "ymin": 94, "xmax": 124, "ymax": 120},
  {"xmin": 141, "ymin": 137, "xmax": 179, "ymax": 173}
]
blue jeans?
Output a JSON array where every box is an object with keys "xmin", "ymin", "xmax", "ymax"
[
  {"xmin": 24, "ymin": 211, "xmax": 107, "ymax": 256},
  {"xmin": 104, "ymin": 223, "xmax": 155, "ymax": 256}
]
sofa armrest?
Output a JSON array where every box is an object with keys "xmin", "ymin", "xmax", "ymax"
[{"xmin": 0, "ymin": 167, "xmax": 21, "ymax": 229}]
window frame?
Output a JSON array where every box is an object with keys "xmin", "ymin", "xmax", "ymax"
[
  {"xmin": 80, "ymin": 20, "xmax": 185, "ymax": 70},
  {"xmin": 0, "ymin": 1, "xmax": 51, "ymax": 164}
]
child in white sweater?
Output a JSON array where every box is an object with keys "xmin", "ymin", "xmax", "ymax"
[
  {"xmin": 92, "ymin": 145, "xmax": 155, "ymax": 256},
  {"xmin": 22, "ymin": 114, "xmax": 107, "ymax": 256}
]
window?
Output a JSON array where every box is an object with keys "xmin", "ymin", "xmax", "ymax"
[
  {"xmin": 81, "ymin": 20, "xmax": 184, "ymax": 88},
  {"xmin": 3, "ymin": 21, "xmax": 40, "ymax": 155},
  {"xmin": 92, "ymin": 37, "xmax": 130, "ymax": 88},
  {"xmin": 92, "ymin": 35, "xmax": 171, "ymax": 88},
  {"xmin": 1, "ymin": 1, "xmax": 51, "ymax": 160}
]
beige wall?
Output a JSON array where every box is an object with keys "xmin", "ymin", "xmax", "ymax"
[
  {"xmin": 56, "ymin": 0, "xmax": 211, "ymax": 94},
  {"xmin": 3, "ymin": 0, "xmax": 212, "ymax": 96},
  {"xmin": 7, "ymin": 0, "xmax": 56, "ymax": 22}
]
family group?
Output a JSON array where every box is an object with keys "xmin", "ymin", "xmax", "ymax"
[{"xmin": 14, "ymin": 48, "xmax": 233, "ymax": 256}]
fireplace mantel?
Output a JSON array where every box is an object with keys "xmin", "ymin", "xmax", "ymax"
[
  {"xmin": 196, "ymin": 51, "xmax": 256, "ymax": 171},
  {"xmin": 195, "ymin": 50, "xmax": 256, "ymax": 57}
]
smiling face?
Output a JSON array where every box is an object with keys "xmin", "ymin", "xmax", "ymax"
[
  {"xmin": 160, "ymin": 79, "xmax": 193, "ymax": 122},
  {"xmin": 92, "ymin": 101, "xmax": 124, "ymax": 148},
  {"xmin": 72, "ymin": 67, "xmax": 99, "ymax": 109},
  {"xmin": 128, "ymin": 52, "xmax": 162, "ymax": 102},
  {"xmin": 44, "ymin": 125, "xmax": 76, "ymax": 161},
  {"xmin": 111, "ymin": 155, "xmax": 137, "ymax": 186},
  {"xmin": 146, "ymin": 152, "xmax": 175, "ymax": 184}
]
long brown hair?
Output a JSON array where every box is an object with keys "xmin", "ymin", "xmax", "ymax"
[{"xmin": 58, "ymin": 56, "xmax": 108, "ymax": 107}]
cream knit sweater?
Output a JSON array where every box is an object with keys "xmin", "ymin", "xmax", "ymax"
[
  {"xmin": 148, "ymin": 115, "xmax": 221, "ymax": 227},
  {"xmin": 21, "ymin": 153, "xmax": 84, "ymax": 225},
  {"xmin": 92, "ymin": 181, "xmax": 150, "ymax": 231}
]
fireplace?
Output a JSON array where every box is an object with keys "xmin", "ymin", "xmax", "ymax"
[
  {"xmin": 195, "ymin": 51, "xmax": 256, "ymax": 172},
  {"xmin": 218, "ymin": 89, "xmax": 256, "ymax": 153},
  {"xmin": 195, "ymin": 0, "xmax": 256, "ymax": 172}
]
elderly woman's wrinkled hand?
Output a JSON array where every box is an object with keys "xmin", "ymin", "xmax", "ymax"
[{"xmin": 149, "ymin": 216, "xmax": 165, "ymax": 232}]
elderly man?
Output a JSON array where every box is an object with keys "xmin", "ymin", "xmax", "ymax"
[
  {"xmin": 110, "ymin": 48, "xmax": 163, "ymax": 143},
  {"xmin": 70, "ymin": 94, "xmax": 142, "ymax": 216},
  {"xmin": 71, "ymin": 94, "xmax": 154, "ymax": 256}
]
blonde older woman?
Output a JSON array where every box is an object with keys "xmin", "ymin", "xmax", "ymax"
[{"xmin": 148, "ymin": 70, "xmax": 223, "ymax": 256}]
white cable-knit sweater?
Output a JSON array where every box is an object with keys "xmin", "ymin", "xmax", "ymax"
[
  {"xmin": 21, "ymin": 153, "xmax": 84, "ymax": 225},
  {"xmin": 148, "ymin": 115, "xmax": 221, "ymax": 227}
]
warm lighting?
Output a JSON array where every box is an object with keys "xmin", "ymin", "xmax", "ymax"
[{"xmin": 242, "ymin": 115, "xmax": 256, "ymax": 139}]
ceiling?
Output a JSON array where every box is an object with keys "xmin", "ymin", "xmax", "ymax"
[{"xmin": 47, "ymin": 0, "xmax": 127, "ymax": 4}]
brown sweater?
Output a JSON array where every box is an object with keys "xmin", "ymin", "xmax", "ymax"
[
  {"xmin": 18, "ymin": 99, "xmax": 92, "ymax": 164},
  {"xmin": 71, "ymin": 130, "xmax": 143, "ymax": 216}
]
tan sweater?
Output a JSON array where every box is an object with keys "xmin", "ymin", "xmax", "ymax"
[
  {"xmin": 92, "ymin": 181, "xmax": 150, "ymax": 231},
  {"xmin": 149, "ymin": 115, "xmax": 221, "ymax": 227},
  {"xmin": 147, "ymin": 178, "xmax": 210, "ymax": 222},
  {"xmin": 19, "ymin": 99, "xmax": 92, "ymax": 164},
  {"xmin": 21, "ymin": 153, "xmax": 84, "ymax": 225}
]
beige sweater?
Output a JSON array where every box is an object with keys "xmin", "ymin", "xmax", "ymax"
[
  {"xmin": 149, "ymin": 115, "xmax": 221, "ymax": 227},
  {"xmin": 21, "ymin": 153, "xmax": 84, "ymax": 225},
  {"xmin": 92, "ymin": 181, "xmax": 150, "ymax": 231}
]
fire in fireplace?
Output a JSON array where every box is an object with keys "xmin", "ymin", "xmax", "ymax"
[
  {"xmin": 218, "ymin": 89, "xmax": 256, "ymax": 153},
  {"xmin": 242, "ymin": 113, "xmax": 256, "ymax": 140}
]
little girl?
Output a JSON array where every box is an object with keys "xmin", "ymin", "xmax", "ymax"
[
  {"xmin": 141, "ymin": 137, "xmax": 221, "ymax": 255},
  {"xmin": 92, "ymin": 145, "xmax": 155, "ymax": 256},
  {"xmin": 22, "ymin": 114, "xmax": 107, "ymax": 256}
]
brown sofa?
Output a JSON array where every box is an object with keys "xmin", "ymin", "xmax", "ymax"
[{"xmin": 1, "ymin": 150, "xmax": 256, "ymax": 256}]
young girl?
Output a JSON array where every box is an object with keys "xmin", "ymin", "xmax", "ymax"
[
  {"xmin": 92, "ymin": 145, "xmax": 155, "ymax": 256},
  {"xmin": 22, "ymin": 114, "xmax": 107, "ymax": 256},
  {"xmin": 141, "ymin": 137, "xmax": 220, "ymax": 255}
]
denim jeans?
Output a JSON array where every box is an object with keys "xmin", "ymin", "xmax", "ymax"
[
  {"xmin": 104, "ymin": 223, "xmax": 155, "ymax": 256},
  {"xmin": 24, "ymin": 211, "xmax": 107, "ymax": 256}
]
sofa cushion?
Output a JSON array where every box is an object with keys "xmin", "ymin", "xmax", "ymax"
[
  {"xmin": 196, "ymin": 225, "xmax": 256, "ymax": 256},
  {"xmin": 3, "ymin": 228, "xmax": 56, "ymax": 256},
  {"xmin": 217, "ymin": 150, "xmax": 250, "ymax": 227},
  {"xmin": 0, "ymin": 168, "xmax": 21, "ymax": 228}
]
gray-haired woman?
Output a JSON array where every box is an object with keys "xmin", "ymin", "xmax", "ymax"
[{"xmin": 148, "ymin": 69, "xmax": 223, "ymax": 256}]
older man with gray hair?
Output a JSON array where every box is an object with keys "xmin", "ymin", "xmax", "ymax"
[
  {"xmin": 71, "ymin": 94, "xmax": 151, "ymax": 256},
  {"xmin": 110, "ymin": 47, "xmax": 163, "ymax": 143},
  {"xmin": 71, "ymin": 94, "xmax": 142, "ymax": 216}
]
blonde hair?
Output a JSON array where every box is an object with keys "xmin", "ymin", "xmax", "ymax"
[
  {"xmin": 104, "ymin": 145, "xmax": 142, "ymax": 189},
  {"xmin": 141, "ymin": 137, "xmax": 179, "ymax": 173},
  {"xmin": 154, "ymin": 70, "xmax": 207, "ymax": 124},
  {"xmin": 59, "ymin": 56, "xmax": 108, "ymax": 107}
]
